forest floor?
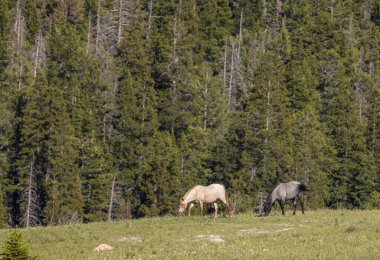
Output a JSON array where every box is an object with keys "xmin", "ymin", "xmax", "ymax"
[{"xmin": 1, "ymin": 209, "xmax": 380, "ymax": 259}]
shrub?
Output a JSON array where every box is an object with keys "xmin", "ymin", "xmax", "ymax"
[
  {"xmin": 0, "ymin": 230, "xmax": 38, "ymax": 260},
  {"xmin": 363, "ymin": 191, "xmax": 380, "ymax": 209}
]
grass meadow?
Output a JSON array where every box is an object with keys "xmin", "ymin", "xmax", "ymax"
[{"xmin": 1, "ymin": 209, "xmax": 380, "ymax": 259}]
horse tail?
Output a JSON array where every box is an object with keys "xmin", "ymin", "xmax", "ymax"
[
  {"xmin": 224, "ymin": 188, "xmax": 233, "ymax": 215},
  {"xmin": 298, "ymin": 183, "xmax": 307, "ymax": 192}
]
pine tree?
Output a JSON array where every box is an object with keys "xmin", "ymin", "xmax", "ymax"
[
  {"xmin": 372, "ymin": 0, "xmax": 380, "ymax": 26},
  {"xmin": 151, "ymin": 0, "xmax": 201, "ymax": 137},
  {"xmin": 245, "ymin": 33, "xmax": 292, "ymax": 189},
  {"xmin": 0, "ymin": 185, "xmax": 7, "ymax": 227},
  {"xmin": 34, "ymin": 75, "xmax": 82, "ymax": 225},
  {"xmin": 135, "ymin": 131, "xmax": 179, "ymax": 216},
  {"xmin": 320, "ymin": 50, "xmax": 375, "ymax": 208},
  {"xmin": 114, "ymin": 0, "xmax": 160, "ymax": 217},
  {"xmin": 0, "ymin": 230, "xmax": 38, "ymax": 260},
  {"xmin": 197, "ymin": 0, "xmax": 233, "ymax": 63},
  {"xmin": 6, "ymin": 74, "xmax": 82, "ymax": 226},
  {"xmin": 0, "ymin": 0, "xmax": 10, "ymax": 224},
  {"xmin": 0, "ymin": 0, "xmax": 10, "ymax": 72},
  {"xmin": 286, "ymin": 59, "xmax": 331, "ymax": 208},
  {"xmin": 80, "ymin": 136, "xmax": 113, "ymax": 222},
  {"xmin": 22, "ymin": 0, "xmax": 39, "ymax": 43}
]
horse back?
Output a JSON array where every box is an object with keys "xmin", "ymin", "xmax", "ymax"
[
  {"xmin": 283, "ymin": 182, "xmax": 305, "ymax": 199},
  {"xmin": 198, "ymin": 184, "xmax": 226, "ymax": 203}
]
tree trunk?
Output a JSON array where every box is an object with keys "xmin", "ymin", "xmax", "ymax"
[
  {"xmin": 25, "ymin": 159, "xmax": 34, "ymax": 228},
  {"xmin": 265, "ymin": 80, "xmax": 271, "ymax": 143},
  {"xmin": 203, "ymin": 70, "xmax": 209, "ymax": 129},
  {"xmin": 107, "ymin": 171, "xmax": 117, "ymax": 221},
  {"xmin": 237, "ymin": 9, "xmax": 243, "ymax": 65},
  {"xmin": 223, "ymin": 43, "xmax": 228, "ymax": 93},
  {"xmin": 117, "ymin": 0, "xmax": 123, "ymax": 44},
  {"xmin": 228, "ymin": 41, "xmax": 235, "ymax": 112},
  {"xmin": 95, "ymin": 0, "xmax": 101, "ymax": 55},
  {"xmin": 147, "ymin": 1, "xmax": 153, "ymax": 39},
  {"xmin": 14, "ymin": 0, "xmax": 23, "ymax": 56},
  {"xmin": 86, "ymin": 14, "xmax": 92, "ymax": 54},
  {"xmin": 33, "ymin": 33, "xmax": 42, "ymax": 78}
]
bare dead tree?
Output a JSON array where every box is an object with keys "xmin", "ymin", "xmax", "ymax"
[
  {"xmin": 171, "ymin": 16, "xmax": 178, "ymax": 105},
  {"xmin": 203, "ymin": 70, "xmax": 210, "ymax": 130},
  {"xmin": 59, "ymin": 210, "xmax": 82, "ymax": 225},
  {"xmin": 363, "ymin": 0, "xmax": 373, "ymax": 25},
  {"xmin": 265, "ymin": 80, "xmax": 271, "ymax": 143},
  {"xmin": 228, "ymin": 41, "xmax": 235, "ymax": 112},
  {"xmin": 274, "ymin": 0, "xmax": 282, "ymax": 31},
  {"xmin": 93, "ymin": 0, "xmax": 120, "ymax": 54},
  {"xmin": 225, "ymin": 33, "xmax": 248, "ymax": 111},
  {"xmin": 107, "ymin": 161, "xmax": 134, "ymax": 221},
  {"xmin": 141, "ymin": 83, "xmax": 147, "ymax": 137},
  {"xmin": 95, "ymin": 0, "xmax": 102, "ymax": 55},
  {"xmin": 115, "ymin": 0, "xmax": 133, "ymax": 44},
  {"xmin": 20, "ymin": 156, "xmax": 40, "ymax": 228},
  {"xmin": 330, "ymin": 0, "xmax": 335, "ymax": 22},
  {"xmin": 231, "ymin": 194, "xmax": 244, "ymax": 214},
  {"xmin": 262, "ymin": 0, "xmax": 269, "ymax": 24},
  {"xmin": 348, "ymin": 14, "xmax": 354, "ymax": 49},
  {"xmin": 14, "ymin": 0, "xmax": 24, "ymax": 57},
  {"xmin": 117, "ymin": 0, "xmax": 124, "ymax": 43},
  {"xmin": 255, "ymin": 192, "xmax": 267, "ymax": 214},
  {"xmin": 146, "ymin": 0, "xmax": 155, "ymax": 39},
  {"xmin": 107, "ymin": 170, "xmax": 117, "ymax": 221},
  {"xmin": 86, "ymin": 13, "xmax": 92, "ymax": 54},
  {"xmin": 247, "ymin": 168, "xmax": 258, "ymax": 190},
  {"xmin": 223, "ymin": 43, "xmax": 228, "ymax": 92},
  {"xmin": 9, "ymin": 0, "xmax": 27, "ymax": 91},
  {"xmin": 33, "ymin": 31, "xmax": 46, "ymax": 79},
  {"xmin": 237, "ymin": 9, "xmax": 243, "ymax": 65}
]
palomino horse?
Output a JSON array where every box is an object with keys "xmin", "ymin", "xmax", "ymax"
[
  {"xmin": 263, "ymin": 181, "xmax": 307, "ymax": 216},
  {"xmin": 178, "ymin": 184, "xmax": 232, "ymax": 218}
]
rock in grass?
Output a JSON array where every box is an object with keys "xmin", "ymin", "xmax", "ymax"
[
  {"xmin": 119, "ymin": 236, "xmax": 142, "ymax": 242},
  {"xmin": 94, "ymin": 244, "xmax": 114, "ymax": 252},
  {"xmin": 195, "ymin": 235, "xmax": 225, "ymax": 243}
]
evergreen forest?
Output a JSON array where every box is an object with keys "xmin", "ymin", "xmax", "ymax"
[{"xmin": 0, "ymin": 0, "xmax": 380, "ymax": 228}]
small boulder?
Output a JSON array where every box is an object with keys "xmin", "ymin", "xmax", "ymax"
[
  {"xmin": 94, "ymin": 244, "xmax": 114, "ymax": 252},
  {"xmin": 119, "ymin": 236, "xmax": 142, "ymax": 242}
]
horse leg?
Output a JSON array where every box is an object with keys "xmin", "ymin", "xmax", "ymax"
[
  {"xmin": 299, "ymin": 195, "xmax": 305, "ymax": 214},
  {"xmin": 214, "ymin": 203, "xmax": 218, "ymax": 219},
  {"xmin": 188, "ymin": 203, "xmax": 194, "ymax": 216},
  {"xmin": 292, "ymin": 199, "xmax": 297, "ymax": 215},
  {"xmin": 279, "ymin": 199, "xmax": 285, "ymax": 215},
  {"xmin": 199, "ymin": 201, "xmax": 204, "ymax": 217},
  {"xmin": 220, "ymin": 196, "xmax": 232, "ymax": 216}
]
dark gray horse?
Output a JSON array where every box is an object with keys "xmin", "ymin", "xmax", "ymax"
[{"xmin": 263, "ymin": 181, "xmax": 307, "ymax": 216}]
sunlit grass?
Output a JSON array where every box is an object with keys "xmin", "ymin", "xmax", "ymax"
[{"xmin": 1, "ymin": 210, "xmax": 380, "ymax": 259}]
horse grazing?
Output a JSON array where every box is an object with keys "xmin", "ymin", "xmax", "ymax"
[
  {"xmin": 263, "ymin": 181, "xmax": 307, "ymax": 216},
  {"xmin": 178, "ymin": 184, "xmax": 232, "ymax": 218}
]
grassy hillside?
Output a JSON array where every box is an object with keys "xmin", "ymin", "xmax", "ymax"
[{"xmin": 1, "ymin": 210, "xmax": 380, "ymax": 259}]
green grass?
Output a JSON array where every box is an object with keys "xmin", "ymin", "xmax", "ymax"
[{"xmin": 1, "ymin": 210, "xmax": 380, "ymax": 259}]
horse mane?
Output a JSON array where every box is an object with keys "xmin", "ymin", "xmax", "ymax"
[
  {"xmin": 297, "ymin": 183, "xmax": 307, "ymax": 192},
  {"xmin": 264, "ymin": 194, "xmax": 273, "ymax": 206},
  {"xmin": 183, "ymin": 185, "xmax": 198, "ymax": 200},
  {"xmin": 265, "ymin": 182, "xmax": 281, "ymax": 204}
]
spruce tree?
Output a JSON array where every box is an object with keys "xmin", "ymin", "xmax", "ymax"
[
  {"xmin": 115, "ymin": 1, "xmax": 161, "ymax": 217},
  {"xmin": 135, "ymin": 131, "xmax": 179, "ymax": 216},
  {"xmin": 22, "ymin": 0, "xmax": 39, "ymax": 43},
  {"xmin": 0, "ymin": 2, "xmax": 10, "ymax": 223},
  {"xmin": 0, "ymin": 230, "xmax": 38, "ymax": 260},
  {"xmin": 0, "ymin": 0, "xmax": 9, "ymax": 72}
]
